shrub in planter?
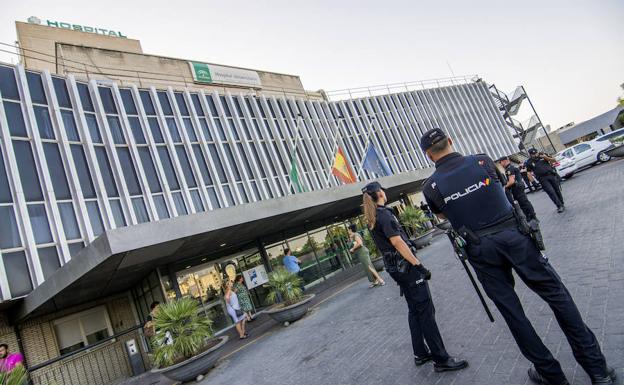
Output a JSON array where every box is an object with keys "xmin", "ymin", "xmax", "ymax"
[
  {"xmin": 152, "ymin": 298, "xmax": 214, "ymax": 368},
  {"xmin": 266, "ymin": 268, "xmax": 304, "ymax": 307},
  {"xmin": 399, "ymin": 206, "xmax": 429, "ymax": 237},
  {"xmin": 0, "ymin": 365, "xmax": 27, "ymax": 385}
]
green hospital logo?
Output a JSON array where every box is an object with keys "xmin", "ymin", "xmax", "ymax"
[{"xmin": 191, "ymin": 62, "xmax": 213, "ymax": 83}]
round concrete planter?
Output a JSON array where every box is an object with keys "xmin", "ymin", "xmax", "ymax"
[
  {"xmin": 265, "ymin": 294, "xmax": 316, "ymax": 324},
  {"xmin": 151, "ymin": 335, "xmax": 228, "ymax": 382},
  {"xmin": 436, "ymin": 220, "xmax": 452, "ymax": 231},
  {"xmin": 412, "ymin": 230, "xmax": 435, "ymax": 249},
  {"xmin": 371, "ymin": 257, "xmax": 385, "ymax": 272}
]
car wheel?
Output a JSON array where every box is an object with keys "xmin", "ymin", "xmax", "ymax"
[
  {"xmin": 597, "ymin": 151, "xmax": 611, "ymax": 162},
  {"xmin": 564, "ymin": 172, "xmax": 574, "ymax": 179}
]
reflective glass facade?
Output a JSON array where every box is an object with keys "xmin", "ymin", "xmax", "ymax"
[{"xmin": 0, "ymin": 63, "xmax": 516, "ymax": 300}]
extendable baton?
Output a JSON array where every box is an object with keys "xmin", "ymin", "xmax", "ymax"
[{"xmin": 445, "ymin": 230, "xmax": 495, "ymax": 323}]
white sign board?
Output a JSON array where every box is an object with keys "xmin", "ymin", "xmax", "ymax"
[
  {"xmin": 189, "ymin": 62, "xmax": 262, "ymax": 88},
  {"xmin": 243, "ymin": 265, "xmax": 269, "ymax": 289}
]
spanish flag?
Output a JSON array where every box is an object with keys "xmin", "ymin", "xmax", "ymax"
[{"xmin": 331, "ymin": 146, "xmax": 357, "ymax": 184}]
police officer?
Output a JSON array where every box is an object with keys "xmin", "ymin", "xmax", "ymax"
[
  {"xmin": 497, "ymin": 156, "xmax": 537, "ymax": 221},
  {"xmin": 420, "ymin": 128, "xmax": 615, "ymax": 385},
  {"xmin": 526, "ymin": 148, "xmax": 565, "ymax": 213},
  {"xmin": 362, "ymin": 182, "xmax": 468, "ymax": 372}
]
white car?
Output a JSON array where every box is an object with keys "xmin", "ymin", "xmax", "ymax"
[
  {"xmin": 559, "ymin": 138, "xmax": 614, "ymax": 169},
  {"xmin": 553, "ymin": 153, "xmax": 578, "ymax": 179}
]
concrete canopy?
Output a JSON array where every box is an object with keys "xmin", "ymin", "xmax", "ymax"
[{"xmin": 12, "ymin": 169, "xmax": 432, "ymax": 322}]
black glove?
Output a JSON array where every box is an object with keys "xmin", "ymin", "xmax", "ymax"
[{"xmin": 414, "ymin": 264, "xmax": 431, "ymax": 280}]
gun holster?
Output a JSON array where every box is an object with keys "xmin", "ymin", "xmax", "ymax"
[{"xmin": 457, "ymin": 226, "xmax": 480, "ymax": 245}]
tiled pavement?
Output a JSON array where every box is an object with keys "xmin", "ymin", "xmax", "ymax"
[{"xmin": 198, "ymin": 159, "xmax": 624, "ymax": 385}]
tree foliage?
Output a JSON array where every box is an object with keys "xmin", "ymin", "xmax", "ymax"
[
  {"xmin": 0, "ymin": 364, "xmax": 28, "ymax": 385},
  {"xmin": 266, "ymin": 268, "xmax": 304, "ymax": 306},
  {"xmin": 399, "ymin": 206, "xmax": 429, "ymax": 237}
]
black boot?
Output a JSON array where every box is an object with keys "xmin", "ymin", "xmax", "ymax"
[
  {"xmin": 527, "ymin": 367, "xmax": 569, "ymax": 385},
  {"xmin": 414, "ymin": 354, "xmax": 432, "ymax": 366},
  {"xmin": 591, "ymin": 367, "xmax": 616, "ymax": 385},
  {"xmin": 433, "ymin": 357, "xmax": 468, "ymax": 372}
]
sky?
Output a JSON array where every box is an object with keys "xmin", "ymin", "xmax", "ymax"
[{"xmin": 1, "ymin": 0, "xmax": 622, "ymax": 130}]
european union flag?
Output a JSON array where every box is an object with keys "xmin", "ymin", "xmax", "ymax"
[{"xmin": 362, "ymin": 144, "xmax": 392, "ymax": 176}]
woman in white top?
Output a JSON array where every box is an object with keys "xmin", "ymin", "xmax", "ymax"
[{"xmin": 223, "ymin": 280, "xmax": 248, "ymax": 339}]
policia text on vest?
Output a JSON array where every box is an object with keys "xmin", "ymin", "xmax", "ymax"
[{"xmin": 419, "ymin": 128, "xmax": 615, "ymax": 385}]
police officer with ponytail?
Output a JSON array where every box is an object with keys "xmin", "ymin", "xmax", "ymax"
[
  {"xmin": 420, "ymin": 128, "xmax": 615, "ymax": 385},
  {"xmin": 362, "ymin": 182, "xmax": 468, "ymax": 372}
]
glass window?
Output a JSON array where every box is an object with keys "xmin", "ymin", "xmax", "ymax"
[
  {"xmin": 28, "ymin": 204, "xmax": 53, "ymax": 244},
  {"xmin": 192, "ymin": 145, "xmax": 212, "ymax": 185},
  {"xmin": 33, "ymin": 105, "xmax": 55, "ymax": 139},
  {"xmin": 58, "ymin": 202, "xmax": 81, "ymax": 239},
  {"xmin": 153, "ymin": 195, "xmax": 169, "ymax": 220},
  {"xmin": 128, "ymin": 116, "xmax": 146, "ymax": 144},
  {"xmin": 39, "ymin": 246, "xmax": 61, "ymax": 279},
  {"xmin": 208, "ymin": 144, "xmax": 227, "ymax": 183},
  {"xmin": 98, "ymin": 87, "xmax": 117, "ymax": 114},
  {"xmin": 132, "ymin": 198, "xmax": 149, "ymax": 223},
  {"xmin": 172, "ymin": 192, "xmax": 187, "ymax": 215},
  {"xmin": 183, "ymin": 118, "xmax": 197, "ymax": 141},
  {"xmin": 0, "ymin": 206, "xmax": 21, "ymax": 249},
  {"xmin": 54, "ymin": 307, "xmax": 112, "ymax": 355},
  {"xmin": 223, "ymin": 185, "xmax": 235, "ymax": 206},
  {"xmin": 190, "ymin": 190, "xmax": 204, "ymax": 212},
  {"xmin": 148, "ymin": 117, "xmax": 163, "ymax": 143},
  {"xmin": 85, "ymin": 113, "xmax": 102, "ymax": 143},
  {"xmin": 109, "ymin": 199, "xmax": 126, "ymax": 227},
  {"xmin": 213, "ymin": 119, "xmax": 226, "ymax": 141},
  {"xmin": 68, "ymin": 242, "xmax": 84, "ymax": 257},
  {"xmin": 166, "ymin": 118, "xmax": 181, "ymax": 142},
  {"xmin": 86, "ymin": 201, "xmax": 104, "ymax": 236},
  {"xmin": 205, "ymin": 95, "xmax": 218, "ymax": 116},
  {"xmin": 26, "ymin": 71, "xmax": 47, "ymax": 105},
  {"xmin": 575, "ymin": 143, "xmax": 591, "ymax": 153},
  {"xmin": 0, "ymin": 66, "xmax": 20, "ymax": 100},
  {"xmin": 157, "ymin": 92, "xmax": 172, "ymax": 115},
  {"xmin": 0, "ymin": 150, "xmax": 12, "ymax": 203},
  {"xmin": 138, "ymin": 147, "xmax": 161, "ymax": 193},
  {"xmin": 220, "ymin": 96, "xmax": 232, "ymax": 117},
  {"xmin": 71, "ymin": 145, "xmax": 96, "ymax": 198},
  {"xmin": 207, "ymin": 187, "xmax": 220, "ymax": 209},
  {"xmin": 139, "ymin": 90, "xmax": 155, "ymax": 115},
  {"xmin": 43, "ymin": 143, "xmax": 71, "ymax": 200},
  {"xmin": 53, "ymin": 77, "xmax": 72, "ymax": 108},
  {"xmin": 77, "ymin": 83, "xmax": 94, "ymax": 112},
  {"xmin": 61, "ymin": 110, "xmax": 80, "ymax": 141},
  {"xmin": 4, "ymin": 102, "xmax": 27, "ymax": 137},
  {"xmin": 199, "ymin": 119, "xmax": 212, "ymax": 141},
  {"xmin": 13, "ymin": 141, "xmax": 43, "ymax": 201},
  {"xmin": 175, "ymin": 93, "xmax": 189, "ymax": 115},
  {"xmin": 175, "ymin": 146, "xmax": 197, "ymax": 187},
  {"xmin": 116, "ymin": 147, "xmax": 142, "ymax": 195},
  {"xmin": 94, "ymin": 147, "xmax": 118, "ymax": 196},
  {"xmin": 119, "ymin": 89, "xmax": 137, "ymax": 115},
  {"xmin": 191, "ymin": 94, "xmax": 204, "ymax": 116},
  {"xmin": 237, "ymin": 143, "xmax": 254, "ymax": 176},
  {"xmin": 157, "ymin": 147, "xmax": 180, "ymax": 189},
  {"xmin": 223, "ymin": 146, "xmax": 241, "ymax": 181},
  {"xmin": 3, "ymin": 251, "xmax": 32, "ymax": 297},
  {"xmin": 107, "ymin": 116, "xmax": 125, "ymax": 144}
]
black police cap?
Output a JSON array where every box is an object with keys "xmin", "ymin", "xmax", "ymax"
[
  {"xmin": 362, "ymin": 181, "xmax": 384, "ymax": 194},
  {"xmin": 496, "ymin": 156, "xmax": 509, "ymax": 162},
  {"xmin": 419, "ymin": 128, "xmax": 448, "ymax": 152},
  {"xmin": 528, "ymin": 148, "xmax": 538, "ymax": 155}
]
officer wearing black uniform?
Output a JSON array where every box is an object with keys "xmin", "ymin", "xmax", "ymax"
[
  {"xmin": 362, "ymin": 182, "xmax": 468, "ymax": 372},
  {"xmin": 420, "ymin": 128, "xmax": 615, "ymax": 385},
  {"xmin": 497, "ymin": 156, "xmax": 537, "ymax": 221},
  {"xmin": 525, "ymin": 148, "xmax": 565, "ymax": 213}
]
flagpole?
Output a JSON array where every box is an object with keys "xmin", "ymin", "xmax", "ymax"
[
  {"xmin": 325, "ymin": 116, "xmax": 344, "ymax": 187},
  {"xmin": 287, "ymin": 114, "xmax": 304, "ymax": 194},
  {"xmin": 355, "ymin": 116, "xmax": 377, "ymax": 180}
]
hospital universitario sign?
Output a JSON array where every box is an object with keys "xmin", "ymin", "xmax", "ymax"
[{"xmin": 27, "ymin": 16, "xmax": 127, "ymax": 38}]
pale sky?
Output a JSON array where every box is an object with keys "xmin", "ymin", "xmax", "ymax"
[{"xmin": 1, "ymin": 0, "xmax": 622, "ymax": 129}]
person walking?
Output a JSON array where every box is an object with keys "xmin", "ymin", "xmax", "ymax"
[
  {"xmin": 420, "ymin": 128, "xmax": 615, "ymax": 385},
  {"xmin": 233, "ymin": 275, "xmax": 254, "ymax": 322},
  {"xmin": 347, "ymin": 224, "xmax": 385, "ymax": 288},
  {"xmin": 362, "ymin": 181, "xmax": 468, "ymax": 372},
  {"xmin": 497, "ymin": 156, "xmax": 537, "ymax": 221},
  {"xmin": 223, "ymin": 280, "xmax": 248, "ymax": 339},
  {"xmin": 525, "ymin": 148, "xmax": 565, "ymax": 212}
]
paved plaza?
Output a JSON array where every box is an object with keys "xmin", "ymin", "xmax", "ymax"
[{"xmin": 201, "ymin": 159, "xmax": 624, "ymax": 385}]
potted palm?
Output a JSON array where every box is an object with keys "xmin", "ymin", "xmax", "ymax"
[
  {"xmin": 0, "ymin": 365, "xmax": 27, "ymax": 385},
  {"xmin": 150, "ymin": 298, "xmax": 229, "ymax": 382},
  {"xmin": 399, "ymin": 206, "xmax": 435, "ymax": 249},
  {"xmin": 264, "ymin": 268, "xmax": 315, "ymax": 324}
]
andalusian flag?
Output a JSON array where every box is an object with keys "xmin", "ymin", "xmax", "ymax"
[
  {"xmin": 331, "ymin": 146, "xmax": 357, "ymax": 184},
  {"xmin": 289, "ymin": 154, "xmax": 305, "ymax": 193}
]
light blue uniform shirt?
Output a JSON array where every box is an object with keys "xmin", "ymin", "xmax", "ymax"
[{"xmin": 283, "ymin": 255, "xmax": 301, "ymax": 273}]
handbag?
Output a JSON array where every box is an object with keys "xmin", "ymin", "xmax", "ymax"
[{"xmin": 235, "ymin": 308, "xmax": 244, "ymax": 317}]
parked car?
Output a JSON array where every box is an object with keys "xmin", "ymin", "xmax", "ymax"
[
  {"xmin": 553, "ymin": 153, "xmax": 578, "ymax": 179},
  {"xmin": 595, "ymin": 127, "xmax": 624, "ymax": 146},
  {"xmin": 559, "ymin": 138, "xmax": 615, "ymax": 169}
]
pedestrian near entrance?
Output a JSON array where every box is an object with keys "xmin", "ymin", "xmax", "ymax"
[
  {"xmin": 347, "ymin": 224, "xmax": 385, "ymax": 288},
  {"xmin": 497, "ymin": 156, "xmax": 537, "ymax": 221},
  {"xmin": 234, "ymin": 275, "xmax": 254, "ymax": 322},
  {"xmin": 283, "ymin": 248, "xmax": 305, "ymax": 291},
  {"xmin": 224, "ymin": 280, "xmax": 248, "ymax": 339},
  {"xmin": 362, "ymin": 182, "xmax": 468, "ymax": 372},
  {"xmin": 420, "ymin": 128, "xmax": 615, "ymax": 385},
  {"xmin": 526, "ymin": 149, "xmax": 565, "ymax": 213}
]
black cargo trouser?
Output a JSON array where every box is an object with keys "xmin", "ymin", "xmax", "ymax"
[
  {"xmin": 390, "ymin": 268, "xmax": 450, "ymax": 363},
  {"xmin": 538, "ymin": 174, "xmax": 564, "ymax": 208},
  {"xmin": 466, "ymin": 229, "xmax": 608, "ymax": 385},
  {"xmin": 512, "ymin": 187, "xmax": 536, "ymax": 220}
]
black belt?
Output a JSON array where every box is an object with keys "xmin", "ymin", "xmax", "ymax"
[{"xmin": 474, "ymin": 217, "xmax": 517, "ymax": 237}]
